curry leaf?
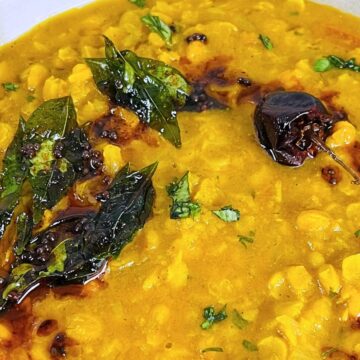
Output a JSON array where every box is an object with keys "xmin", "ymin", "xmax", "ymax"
[
  {"xmin": 213, "ymin": 206, "xmax": 240, "ymax": 222},
  {"xmin": 0, "ymin": 118, "xmax": 27, "ymax": 239},
  {"xmin": 13, "ymin": 213, "xmax": 33, "ymax": 256},
  {"xmin": 128, "ymin": 0, "xmax": 146, "ymax": 7},
  {"xmin": 0, "ymin": 163, "xmax": 157, "ymax": 313},
  {"xmin": 167, "ymin": 171, "xmax": 201, "ymax": 219},
  {"xmin": 141, "ymin": 14, "xmax": 172, "ymax": 47},
  {"xmin": 86, "ymin": 37, "xmax": 191, "ymax": 148},
  {"xmin": 25, "ymin": 97, "xmax": 78, "ymax": 223}
]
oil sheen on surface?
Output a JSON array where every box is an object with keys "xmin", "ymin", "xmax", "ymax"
[{"xmin": 0, "ymin": 0, "xmax": 360, "ymax": 359}]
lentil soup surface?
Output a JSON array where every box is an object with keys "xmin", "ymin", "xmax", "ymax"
[{"xmin": 0, "ymin": 0, "xmax": 360, "ymax": 359}]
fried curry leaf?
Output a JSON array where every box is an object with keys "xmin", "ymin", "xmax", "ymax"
[
  {"xmin": 166, "ymin": 171, "xmax": 201, "ymax": 219},
  {"xmin": 0, "ymin": 119, "xmax": 27, "ymax": 238},
  {"xmin": 86, "ymin": 37, "xmax": 191, "ymax": 147},
  {"xmin": 128, "ymin": 0, "xmax": 146, "ymax": 7},
  {"xmin": 0, "ymin": 163, "xmax": 157, "ymax": 313},
  {"xmin": 201, "ymin": 306, "xmax": 227, "ymax": 330},
  {"xmin": 141, "ymin": 14, "xmax": 173, "ymax": 47},
  {"xmin": 13, "ymin": 213, "xmax": 33, "ymax": 256},
  {"xmin": 213, "ymin": 206, "xmax": 240, "ymax": 222}
]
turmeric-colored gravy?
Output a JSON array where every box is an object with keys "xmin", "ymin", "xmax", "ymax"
[{"xmin": 1, "ymin": 0, "xmax": 360, "ymax": 359}]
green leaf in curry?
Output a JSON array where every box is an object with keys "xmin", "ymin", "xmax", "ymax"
[
  {"xmin": 259, "ymin": 34, "xmax": 273, "ymax": 50},
  {"xmin": 2, "ymin": 83, "xmax": 19, "ymax": 92},
  {"xmin": 166, "ymin": 171, "xmax": 201, "ymax": 219},
  {"xmin": 201, "ymin": 347, "xmax": 224, "ymax": 353},
  {"xmin": 0, "ymin": 97, "xmax": 93, "ymax": 236},
  {"xmin": 242, "ymin": 339, "xmax": 258, "ymax": 352},
  {"xmin": 212, "ymin": 205, "xmax": 240, "ymax": 222},
  {"xmin": 314, "ymin": 55, "xmax": 360, "ymax": 73},
  {"xmin": 13, "ymin": 213, "xmax": 33, "ymax": 256},
  {"xmin": 0, "ymin": 118, "xmax": 27, "ymax": 239},
  {"xmin": 201, "ymin": 305, "xmax": 228, "ymax": 330},
  {"xmin": 128, "ymin": 0, "xmax": 146, "ymax": 7},
  {"xmin": 141, "ymin": 14, "xmax": 173, "ymax": 47},
  {"xmin": 0, "ymin": 163, "xmax": 157, "ymax": 313},
  {"xmin": 85, "ymin": 36, "xmax": 191, "ymax": 148},
  {"xmin": 231, "ymin": 309, "xmax": 249, "ymax": 329},
  {"xmin": 24, "ymin": 96, "xmax": 78, "ymax": 223}
]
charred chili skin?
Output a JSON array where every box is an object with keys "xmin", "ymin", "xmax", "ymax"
[{"xmin": 254, "ymin": 91, "xmax": 334, "ymax": 167}]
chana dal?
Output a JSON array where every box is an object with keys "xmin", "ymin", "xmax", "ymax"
[{"xmin": 0, "ymin": 0, "xmax": 360, "ymax": 359}]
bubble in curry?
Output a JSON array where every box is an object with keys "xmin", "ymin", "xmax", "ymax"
[{"xmin": 0, "ymin": 0, "xmax": 359, "ymax": 359}]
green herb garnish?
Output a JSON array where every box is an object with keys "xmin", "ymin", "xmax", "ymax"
[
  {"xmin": 238, "ymin": 231, "xmax": 255, "ymax": 248},
  {"xmin": 259, "ymin": 34, "xmax": 273, "ymax": 50},
  {"xmin": 141, "ymin": 14, "xmax": 172, "ymax": 47},
  {"xmin": 26, "ymin": 95, "xmax": 36, "ymax": 102},
  {"xmin": 313, "ymin": 58, "xmax": 332, "ymax": 72},
  {"xmin": 232, "ymin": 309, "xmax": 249, "ymax": 329},
  {"xmin": 213, "ymin": 206, "xmax": 240, "ymax": 222},
  {"xmin": 201, "ymin": 306, "xmax": 227, "ymax": 330},
  {"xmin": 242, "ymin": 340, "xmax": 258, "ymax": 352},
  {"xmin": 128, "ymin": 0, "xmax": 146, "ymax": 7},
  {"xmin": 2, "ymin": 83, "xmax": 19, "ymax": 92},
  {"xmin": 314, "ymin": 55, "xmax": 360, "ymax": 73},
  {"xmin": 86, "ymin": 37, "xmax": 190, "ymax": 148},
  {"xmin": 167, "ymin": 172, "xmax": 201, "ymax": 219},
  {"xmin": 201, "ymin": 347, "xmax": 224, "ymax": 353},
  {"xmin": 354, "ymin": 229, "xmax": 360, "ymax": 238}
]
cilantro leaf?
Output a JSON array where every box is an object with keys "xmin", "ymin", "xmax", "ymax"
[
  {"xmin": 213, "ymin": 206, "xmax": 240, "ymax": 222},
  {"xmin": 232, "ymin": 309, "xmax": 249, "ymax": 329},
  {"xmin": 201, "ymin": 347, "xmax": 224, "ymax": 353},
  {"xmin": 201, "ymin": 306, "xmax": 227, "ymax": 330},
  {"xmin": 2, "ymin": 83, "xmax": 19, "ymax": 92},
  {"xmin": 141, "ymin": 14, "xmax": 172, "ymax": 47},
  {"xmin": 259, "ymin": 34, "xmax": 273, "ymax": 50},
  {"xmin": 238, "ymin": 231, "xmax": 255, "ymax": 248},
  {"xmin": 242, "ymin": 340, "xmax": 258, "ymax": 352},
  {"xmin": 128, "ymin": 0, "xmax": 146, "ymax": 7},
  {"xmin": 167, "ymin": 172, "xmax": 201, "ymax": 219}
]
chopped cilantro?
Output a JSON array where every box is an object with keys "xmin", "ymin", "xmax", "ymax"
[
  {"xmin": 259, "ymin": 34, "xmax": 273, "ymax": 50},
  {"xmin": 242, "ymin": 339, "xmax": 258, "ymax": 352},
  {"xmin": 213, "ymin": 206, "xmax": 240, "ymax": 222},
  {"xmin": 232, "ymin": 309, "xmax": 249, "ymax": 329},
  {"xmin": 238, "ymin": 232, "xmax": 255, "ymax": 248},
  {"xmin": 355, "ymin": 229, "xmax": 360, "ymax": 238},
  {"xmin": 128, "ymin": 0, "xmax": 146, "ymax": 7},
  {"xmin": 167, "ymin": 172, "xmax": 201, "ymax": 219},
  {"xmin": 141, "ymin": 14, "xmax": 172, "ymax": 47},
  {"xmin": 201, "ymin": 347, "xmax": 224, "ymax": 353},
  {"xmin": 201, "ymin": 306, "xmax": 227, "ymax": 330},
  {"xmin": 2, "ymin": 83, "xmax": 19, "ymax": 92}
]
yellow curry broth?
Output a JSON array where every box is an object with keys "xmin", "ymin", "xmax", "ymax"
[{"xmin": 0, "ymin": 0, "xmax": 360, "ymax": 359}]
